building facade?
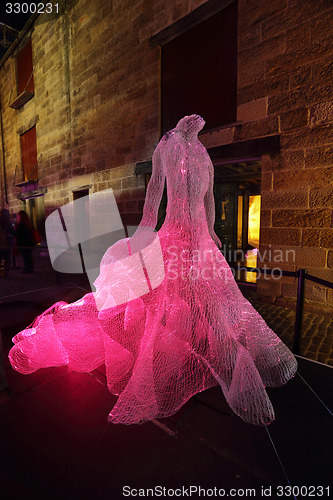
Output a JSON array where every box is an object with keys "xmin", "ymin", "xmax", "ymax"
[{"xmin": 0, "ymin": 0, "xmax": 332, "ymax": 311}]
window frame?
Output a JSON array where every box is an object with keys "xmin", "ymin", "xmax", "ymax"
[
  {"xmin": 159, "ymin": 0, "xmax": 238, "ymax": 134},
  {"xmin": 20, "ymin": 125, "xmax": 38, "ymax": 182},
  {"xmin": 17, "ymin": 37, "xmax": 34, "ymax": 95}
]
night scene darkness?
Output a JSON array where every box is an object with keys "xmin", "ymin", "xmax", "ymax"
[{"xmin": 0, "ymin": 1, "xmax": 332, "ymax": 498}]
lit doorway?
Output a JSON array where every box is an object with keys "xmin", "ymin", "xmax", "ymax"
[
  {"xmin": 24, "ymin": 195, "xmax": 45, "ymax": 238},
  {"xmin": 213, "ymin": 160, "xmax": 261, "ymax": 283}
]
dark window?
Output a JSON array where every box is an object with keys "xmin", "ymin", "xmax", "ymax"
[
  {"xmin": 17, "ymin": 38, "xmax": 34, "ymax": 95},
  {"xmin": 20, "ymin": 126, "xmax": 38, "ymax": 181},
  {"xmin": 161, "ymin": 1, "xmax": 238, "ymax": 134},
  {"xmin": 73, "ymin": 189, "xmax": 89, "ymax": 201}
]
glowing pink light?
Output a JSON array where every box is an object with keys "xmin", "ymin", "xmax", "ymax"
[{"xmin": 9, "ymin": 115, "xmax": 297, "ymax": 426}]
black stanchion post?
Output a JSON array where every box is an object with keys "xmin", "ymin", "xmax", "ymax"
[
  {"xmin": 293, "ymin": 268, "xmax": 307, "ymax": 355},
  {"xmin": 12, "ymin": 244, "xmax": 16, "ymax": 269}
]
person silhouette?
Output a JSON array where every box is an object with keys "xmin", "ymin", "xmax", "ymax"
[
  {"xmin": 0, "ymin": 208, "xmax": 15, "ymax": 276},
  {"xmin": 15, "ymin": 211, "xmax": 35, "ymax": 273}
]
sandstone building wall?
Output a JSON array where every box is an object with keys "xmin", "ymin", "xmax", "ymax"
[{"xmin": 0, "ymin": 0, "xmax": 332, "ymax": 310}]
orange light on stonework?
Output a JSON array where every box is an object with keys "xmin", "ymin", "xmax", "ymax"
[
  {"xmin": 245, "ymin": 195, "xmax": 261, "ymax": 283},
  {"xmin": 248, "ymin": 195, "xmax": 261, "ymax": 249}
]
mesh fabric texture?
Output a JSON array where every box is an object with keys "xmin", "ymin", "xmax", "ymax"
[{"xmin": 9, "ymin": 115, "xmax": 297, "ymax": 425}]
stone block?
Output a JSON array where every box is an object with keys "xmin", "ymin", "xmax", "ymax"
[
  {"xmin": 309, "ymin": 188, "xmax": 333, "ymax": 208},
  {"xmin": 240, "ymin": 117, "xmax": 279, "ymax": 140},
  {"xmin": 239, "ymin": 0, "xmax": 288, "ymax": 26},
  {"xmin": 108, "ymin": 179, "xmax": 122, "ymax": 191},
  {"xmin": 281, "ymin": 151, "xmax": 306, "ymax": 170},
  {"xmin": 239, "ymin": 34, "xmax": 286, "ymax": 66},
  {"xmin": 121, "ymin": 176, "xmax": 137, "ymax": 190},
  {"xmin": 305, "ymin": 266, "xmax": 333, "ymax": 285},
  {"xmin": 280, "ymin": 108, "xmax": 309, "ymax": 131},
  {"xmin": 272, "ymin": 208, "xmax": 331, "ymax": 228},
  {"xmin": 237, "ymin": 98, "xmax": 267, "ymax": 122},
  {"xmin": 238, "ymin": 74, "xmax": 289, "ymax": 106},
  {"xmin": 301, "ymin": 229, "xmax": 321, "ymax": 247},
  {"xmin": 328, "ymin": 250, "xmax": 333, "ymax": 269},
  {"xmin": 96, "ymin": 181, "xmax": 108, "ymax": 191},
  {"xmin": 292, "ymin": 247, "xmax": 327, "ymax": 267},
  {"xmin": 269, "ymin": 151, "xmax": 305, "ymax": 171},
  {"xmin": 305, "ymin": 284, "xmax": 327, "ymax": 303},
  {"xmin": 199, "ymin": 127, "xmax": 235, "ymax": 149},
  {"xmin": 312, "ymin": 58, "xmax": 333, "ymax": 85},
  {"xmin": 169, "ymin": 0, "xmax": 191, "ymax": 24},
  {"xmin": 286, "ymin": 21, "xmax": 311, "ymax": 50},
  {"xmin": 290, "ymin": 0, "xmax": 332, "ymax": 20},
  {"xmin": 273, "ymin": 167, "xmax": 333, "ymax": 190},
  {"xmin": 237, "ymin": 61, "xmax": 265, "ymax": 88},
  {"xmin": 72, "ymin": 167, "xmax": 86, "ymax": 177},
  {"xmin": 257, "ymin": 244, "xmax": 297, "ymax": 266},
  {"xmin": 260, "ymin": 209, "xmax": 272, "ymax": 227},
  {"xmin": 268, "ymin": 85, "xmax": 332, "ymax": 114},
  {"xmin": 267, "ymin": 25, "xmax": 332, "ymax": 76},
  {"xmin": 261, "ymin": 154, "xmax": 274, "ymax": 173},
  {"xmin": 311, "ymin": 8, "xmax": 333, "ymax": 42},
  {"xmin": 261, "ymin": 190, "xmax": 308, "ymax": 209},
  {"xmin": 281, "ymin": 281, "xmax": 298, "ymax": 299},
  {"xmin": 262, "ymin": 262, "xmax": 297, "ymax": 284},
  {"xmin": 261, "ymin": 9, "xmax": 294, "ymax": 40},
  {"xmin": 59, "ymin": 171, "xmax": 69, "ymax": 181},
  {"xmin": 238, "ymin": 22, "xmax": 261, "ymax": 51},
  {"xmin": 305, "ymin": 146, "xmax": 333, "ymax": 168},
  {"xmin": 256, "ymin": 278, "xmax": 282, "ymax": 298},
  {"xmin": 261, "ymin": 171, "xmax": 273, "ymax": 191},
  {"xmin": 86, "ymin": 160, "xmax": 106, "ymax": 174},
  {"xmin": 320, "ymin": 229, "xmax": 333, "ymax": 249},
  {"xmin": 310, "ymin": 101, "xmax": 333, "ymax": 125},
  {"xmin": 260, "ymin": 227, "xmax": 301, "ymax": 246},
  {"xmin": 327, "ymin": 288, "xmax": 333, "ymax": 309},
  {"xmin": 50, "ymin": 154, "xmax": 63, "ymax": 167},
  {"xmin": 237, "ymin": 82, "xmax": 265, "ymax": 106},
  {"xmin": 105, "ymin": 162, "xmax": 134, "ymax": 179},
  {"xmin": 269, "ymin": 72, "xmax": 291, "ymax": 94}
]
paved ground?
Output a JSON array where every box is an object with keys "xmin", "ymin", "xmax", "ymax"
[
  {"xmin": 0, "ymin": 246, "xmax": 91, "ymax": 297},
  {"xmin": 245, "ymin": 292, "xmax": 333, "ymax": 367},
  {"xmin": 1, "ymin": 246, "xmax": 332, "ymax": 366}
]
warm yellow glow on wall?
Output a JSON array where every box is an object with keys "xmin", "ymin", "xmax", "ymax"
[
  {"xmin": 237, "ymin": 195, "xmax": 243, "ymax": 248},
  {"xmin": 248, "ymin": 195, "xmax": 261, "ymax": 248}
]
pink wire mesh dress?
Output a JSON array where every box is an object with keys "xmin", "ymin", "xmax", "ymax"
[{"xmin": 9, "ymin": 115, "xmax": 297, "ymax": 425}]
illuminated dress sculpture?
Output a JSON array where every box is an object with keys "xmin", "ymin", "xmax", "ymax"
[{"xmin": 9, "ymin": 115, "xmax": 297, "ymax": 425}]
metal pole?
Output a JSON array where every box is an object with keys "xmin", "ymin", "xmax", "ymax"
[{"xmin": 293, "ymin": 268, "xmax": 307, "ymax": 354}]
